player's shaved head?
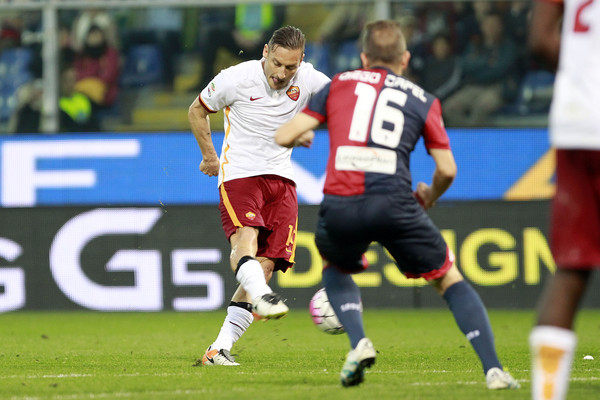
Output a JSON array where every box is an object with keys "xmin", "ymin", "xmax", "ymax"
[
  {"xmin": 362, "ymin": 20, "xmax": 407, "ymax": 65},
  {"xmin": 268, "ymin": 25, "xmax": 305, "ymax": 52}
]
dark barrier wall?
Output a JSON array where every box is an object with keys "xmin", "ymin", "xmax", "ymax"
[{"xmin": 2, "ymin": 202, "xmax": 599, "ymax": 312}]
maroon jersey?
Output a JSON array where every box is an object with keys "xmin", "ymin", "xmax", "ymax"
[{"xmin": 303, "ymin": 67, "xmax": 450, "ymax": 196}]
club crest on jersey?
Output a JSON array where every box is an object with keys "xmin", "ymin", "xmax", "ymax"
[
  {"xmin": 245, "ymin": 211, "xmax": 256, "ymax": 220},
  {"xmin": 286, "ymin": 86, "xmax": 300, "ymax": 101}
]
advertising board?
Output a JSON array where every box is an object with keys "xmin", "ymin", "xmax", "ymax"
[{"xmin": 2, "ymin": 202, "xmax": 598, "ymax": 311}]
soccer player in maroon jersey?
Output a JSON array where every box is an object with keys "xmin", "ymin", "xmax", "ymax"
[
  {"xmin": 276, "ymin": 20, "xmax": 519, "ymax": 389},
  {"xmin": 529, "ymin": 1, "xmax": 600, "ymax": 399}
]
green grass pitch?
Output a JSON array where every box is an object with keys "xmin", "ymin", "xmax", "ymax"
[{"xmin": 1, "ymin": 310, "xmax": 599, "ymax": 399}]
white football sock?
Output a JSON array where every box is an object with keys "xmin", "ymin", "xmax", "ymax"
[
  {"xmin": 211, "ymin": 305, "xmax": 254, "ymax": 351},
  {"xmin": 530, "ymin": 325, "xmax": 577, "ymax": 400},
  {"xmin": 235, "ymin": 258, "xmax": 271, "ymax": 300}
]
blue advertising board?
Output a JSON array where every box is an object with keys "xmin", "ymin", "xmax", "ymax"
[{"xmin": 0, "ymin": 128, "xmax": 552, "ymax": 207}]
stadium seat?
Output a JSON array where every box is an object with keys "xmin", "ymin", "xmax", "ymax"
[
  {"xmin": 331, "ymin": 40, "xmax": 361, "ymax": 75},
  {"xmin": 0, "ymin": 47, "xmax": 34, "ymax": 77},
  {"xmin": 6, "ymin": 70, "xmax": 33, "ymax": 90},
  {"xmin": 515, "ymin": 70, "xmax": 555, "ymax": 115},
  {"xmin": 120, "ymin": 44, "xmax": 164, "ymax": 88},
  {"xmin": 304, "ymin": 42, "xmax": 331, "ymax": 77}
]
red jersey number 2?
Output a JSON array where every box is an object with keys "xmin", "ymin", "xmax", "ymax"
[{"xmin": 574, "ymin": 0, "xmax": 594, "ymax": 32}]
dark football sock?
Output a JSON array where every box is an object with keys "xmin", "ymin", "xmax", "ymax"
[
  {"xmin": 443, "ymin": 280, "xmax": 502, "ymax": 374},
  {"xmin": 322, "ymin": 266, "xmax": 365, "ymax": 348}
]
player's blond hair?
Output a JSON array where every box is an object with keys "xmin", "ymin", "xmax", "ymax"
[
  {"xmin": 268, "ymin": 26, "xmax": 305, "ymax": 51},
  {"xmin": 362, "ymin": 20, "xmax": 407, "ymax": 65}
]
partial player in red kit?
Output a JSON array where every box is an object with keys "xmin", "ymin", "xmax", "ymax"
[
  {"xmin": 529, "ymin": 1, "xmax": 600, "ymax": 399},
  {"xmin": 276, "ymin": 20, "xmax": 519, "ymax": 389}
]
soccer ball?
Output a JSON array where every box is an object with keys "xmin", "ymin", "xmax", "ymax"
[{"xmin": 309, "ymin": 288, "xmax": 345, "ymax": 335}]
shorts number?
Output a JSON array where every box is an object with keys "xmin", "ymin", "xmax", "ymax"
[
  {"xmin": 348, "ymin": 82, "xmax": 408, "ymax": 148},
  {"xmin": 286, "ymin": 224, "xmax": 295, "ymax": 246}
]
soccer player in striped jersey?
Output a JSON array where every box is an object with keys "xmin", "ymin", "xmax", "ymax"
[
  {"xmin": 276, "ymin": 19, "xmax": 519, "ymax": 389},
  {"xmin": 188, "ymin": 26, "xmax": 330, "ymax": 366},
  {"xmin": 529, "ymin": 1, "xmax": 600, "ymax": 399}
]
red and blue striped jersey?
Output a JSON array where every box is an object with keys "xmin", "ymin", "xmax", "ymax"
[{"xmin": 303, "ymin": 67, "xmax": 450, "ymax": 196}]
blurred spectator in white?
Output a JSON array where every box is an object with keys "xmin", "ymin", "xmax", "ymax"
[
  {"xmin": 442, "ymin": 12, "xmax": 518, "ymax": 126},
  {"xmin": 71, "ymin": 6, "xmax": 119, "ymax": 52}
]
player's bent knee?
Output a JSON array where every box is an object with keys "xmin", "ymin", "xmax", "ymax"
[{"xmin": 429, "ymin": 264, "xmax": 464, "ymax": 295}]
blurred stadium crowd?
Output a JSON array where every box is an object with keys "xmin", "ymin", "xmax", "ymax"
[{"xmin": 0, "ymin": 1, "xmax": 554, "ymax": 134}]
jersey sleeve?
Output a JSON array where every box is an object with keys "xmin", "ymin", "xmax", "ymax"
[
  {"xmin": 306, "ymin": 63, "xmax": 331, "ymax": 95},
  {"xmin": 199, "ymin": 68, "xmax": 237, "ymax": 113},
  {"xmin": 423, "ymin": 98, "xmax": 451, "ymax": 150},
  {"xmin": 302, "ymin": 81, "xmax": 330, "ymax": 123}
]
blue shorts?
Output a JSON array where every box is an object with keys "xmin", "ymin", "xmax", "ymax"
[{"xmin": 315, "ymin": 192, "xmax": 453, "ymax": 280}]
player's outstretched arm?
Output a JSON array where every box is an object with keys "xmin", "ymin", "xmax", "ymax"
[
  {"xmin": 415, "ymin": 148, "xmax": 456, "ymax": 209},
  {"xmin": 275, "ymin": 113, "xmax": 320, "ymax": 148},
  {"xmin": 188, "ymin": 97, "xmax": 220, "ymax": 177}
]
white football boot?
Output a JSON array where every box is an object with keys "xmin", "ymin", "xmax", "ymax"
[
  {"xmin": 200, "ymin": 346, "xmax": 240, "ymax": 366},
  {"xmin": 252, "ymin": 292, "xmax": 289, "ymax": 320},
  {"xmin": 340, "ymin": 338, "xmax": 376, "ymax": 387},
  {"xmin": 486, "ymin": 367, "xmax": 520, "ymax": 389}
]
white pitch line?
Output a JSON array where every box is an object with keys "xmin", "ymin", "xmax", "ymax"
[
  {"xmin": 8, "ymin": 377, "xmax": 600, "ymax": 400},
  {"xmin": 410, "ymin": 376, "xmax": 600, "ymax": 386},
  {"xmin": 411, "ymin": 381, "xmax": 481, "ymax": 386},
  {"xmin": 10, "ymin": 389, "xmax": 212, "ymax": 400},
  {"xmin": 0, "ymin": 374, "xmax": 93, "ymax": 380},
  {"xmin": 5, "ymin": 370, "xmax": 600, "ymax": 400},
  {"xmin": 0, "ymin": 372, "xmax": 196, "ymax": 380},
  {"xmin": 9, "ymin": 386, "xmax": 256, "ymax": 400}
]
